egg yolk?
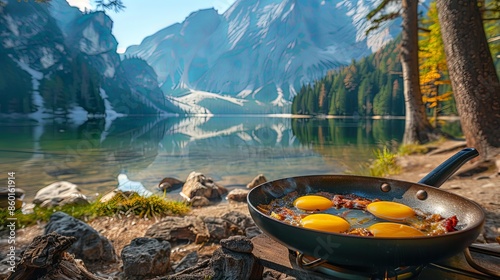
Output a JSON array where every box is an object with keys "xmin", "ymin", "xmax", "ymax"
[
  {"xmin": 300, "ymin": 214, "xmax": 351, "ymax": 233},
  {"xmin": 293, "ymin": 195, "xmax": 333, "ymax": 211},
  {"xmin": 368, "ymin": 222, "xmax": 425, "ymax": 237},
  {"xmin": 366, "ymin": 201, "xmax": 415, "ymax": 221}
]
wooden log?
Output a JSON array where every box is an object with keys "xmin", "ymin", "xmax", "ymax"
[{"xmin": 6, "ymin": 232, "xmax": 106, "ymax": 280}]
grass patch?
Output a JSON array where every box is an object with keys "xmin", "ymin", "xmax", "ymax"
[
  {"xmin": 94, "ymin": 192, "xmax": 190, "ymax": 218},
  {"xmin": 369, "ymin": 141, "xmax": 438, "ymax": 177},
  {"xmin": 369, "ymin": 146, "xmax": 400, "ymax": 177},
  {"xmin": 397, "ymin": 143, "xmax": 429, "ymax": 156},
  {"xmin": 1, "ymin": 193, "xmax": 190, "ymax": 229}
]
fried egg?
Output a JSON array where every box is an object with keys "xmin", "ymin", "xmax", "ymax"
[
  {"xmin": 293, "ymin": 195, "xmax": 333, "ymax": 211},
  {"xmin": 368, "ymin": 222, "xmax": 425, "ymax": 237},
  {"xmin": 300, "ymin": 213, "xmax": 351, "ymax": 233},
  {"xmin": 366, "ymin": 201, "xmax": 415, "ymax": 221}
]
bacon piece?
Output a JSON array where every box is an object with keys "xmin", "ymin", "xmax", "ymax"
[
  {"xmin": 270, "ymin": 207, "xmax": 301, "ymax": 226},
  {"xmin": 346, "ymin": 228, "xmax": 373, "ymax": 237},
  {"xmin": 408, "ymin": 213, "xmax": 459, "ymax": 235},
  {"xmin": 332, "ymin": 194, "xmax": 377, "ymax": 210},
  {"xmin": 443, "ymin": 215, "xmax": 458, "ymax": 232}
]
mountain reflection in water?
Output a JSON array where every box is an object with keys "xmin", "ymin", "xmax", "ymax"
[{"xmin": 0, "ymin": 116, "xmax": 460, "ymax": 202}]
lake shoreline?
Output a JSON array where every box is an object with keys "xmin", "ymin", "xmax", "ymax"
[{"xmin": 2, "ymin": 140, "xmax": 498, "ymax": 279}]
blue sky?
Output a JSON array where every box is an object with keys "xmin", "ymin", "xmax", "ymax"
[{"xmin": 67, "ymin": 0, "xmax": 236, "ymax": 53}]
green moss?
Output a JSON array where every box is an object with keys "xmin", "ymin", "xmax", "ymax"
[{"xmin": 1, "ymin": 193, "xmax": 190, "ymax": 229}]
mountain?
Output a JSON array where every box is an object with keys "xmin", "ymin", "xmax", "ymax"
[
  {"xmin": 0, "ymin": 0, "xmax": 182, "ymax": 122},
  {"xmin": 125, "ymin": 0, "xmax": 402, "ymax": 114}
]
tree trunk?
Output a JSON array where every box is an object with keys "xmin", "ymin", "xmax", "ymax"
[
  {"xmin": 436, "ymin": 0, "xmax": 500, "ymax": 161},
  {"xmin": 400, "ymin": 0, "xmax": 435, "ymax": 144}
]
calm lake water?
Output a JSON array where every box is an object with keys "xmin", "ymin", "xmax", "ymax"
[{"xmin": 0, "ymin": 116, "xmax": 460, "ymax": 202}]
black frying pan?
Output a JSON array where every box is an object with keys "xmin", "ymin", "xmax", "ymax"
[{"xmin": 247, "ymin": 148, "xmax": 484, "ymax": 268}]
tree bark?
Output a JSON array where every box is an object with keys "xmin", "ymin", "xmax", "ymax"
[
  {"xmin": 400, "ymin": 0, "xmax": 435, "ymax": 144},
  {"xmin": 436, "ymin": 0, "xmax": 500, "ymax": 161}
]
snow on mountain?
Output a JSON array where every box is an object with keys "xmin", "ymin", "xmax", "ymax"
[
  {"xmin": 125, "ymin": 0, "xmax": 404, "ymax": 114},
  {"xmin": 337, "ymin": 0, "xmax": 400, "ymax": 52},
  {"xmin": 14, "ymin": 59, "xmax": 47, "ymax": 121},
  {"xmin": 167, "ymin": 89, "xmax": 248, "ymax": 115}
]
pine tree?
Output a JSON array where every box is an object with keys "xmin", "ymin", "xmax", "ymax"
[
  {"xmin": 368, "ymin": 0, "xmax": 437, "ymax": 144},
  {"xmin": 357, "ymin": 78, "xmax": 372, "ymax": 116}
]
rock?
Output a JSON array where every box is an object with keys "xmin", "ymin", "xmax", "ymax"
[
  {"xmin": 117, "ymin": 174, "xmax": 152, "ymax": 197},
  {"xmin": 157, "ymin": 237, "xmax": 264, "ymax": 280},
  {"xmin": 194, "ymin": 211, "xmax": 255, "ymax": 242},
  {"xmin": 0, "ymin": 187, "xmax": 24, "ymax": 210},
  {"xmin": 172, "ymin": 251, "xmax": 198, "ymax": 273},
  {"xmin": 145, "ymin": 216, "xmax": 210, "ymax": 245},
  {"xmin": 189, "ymin": 196, "xmax": 211, "ymax": 207},
  {"xmin": 44, "ymin": 212, "xmax": 116, "ymax": 263},
  {"xmin": 210, "ymin": 247, "xmax": 263, "ymax": 280},
  {"xmin": 99, "ymin": 189, "xmax": 120, "ymax": 203},
  {"xmin": 222, "ymin": 211, "xmax": 255, "ymax": 235},
  {"xmin": 247, "ymin": 174, "xmax": 267, "ymax": 189},
  {"xmin": 180, "ymin": 172, "xmax": 227, "ymax": 201},
  {"xmin": 245, "ymin": 226, "xmax": 263, "ymax": 239},
  {"xmin": 33, "ymin": 181, "xmax": 89, "ymax": 208},
  {"xmin": 158, "ymin": 177, "xmax": 184, "ymax": 192},
  {"xmin": 190, "ymin": 210, "xmax": 256, "ymax": 242},
  {"xmin": 226, "ymin": 188, "xmax": 249, "ymax": 202},
  {"xmin": 161, "ymin": 259, "xmax": 213, "ymax": 280},
  {"xmin": 220, "ymin": 235, "xmax": 253, "ymax": 253},
  {"xmin": 121, "ymin": 237, "xmax": 171, "ymax": 279},
  {"xmin": 98, "ymin": 190, "xmax": 136, "ymax": 203},
  {"xmin": 6, "ymin": 232, "xmax": 106, "ymax": 280},
  {"xmin": 202, "ymin": 217, "xmax": 230, "ymax": 242},
  {"xmin": 263, "ymin": 269, "xmax": 297, "ymax": 280},
  {"xmin": 41, "ymin": 194, "xmax": 89, "ymax": 208}
]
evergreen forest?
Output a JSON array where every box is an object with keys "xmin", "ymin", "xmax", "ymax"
[{"xmin": 291, "ymin": 1, "xmax": 500, "ymax": 119}]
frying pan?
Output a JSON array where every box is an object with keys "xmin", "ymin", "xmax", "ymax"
[{"xmin": 247, "ymin": 148, "xmax": 484, "ymax": 268}]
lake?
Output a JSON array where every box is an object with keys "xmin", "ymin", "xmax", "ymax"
[{"xmin": 0, "ymin": 116, "xmax": 460, "ymax": 202}]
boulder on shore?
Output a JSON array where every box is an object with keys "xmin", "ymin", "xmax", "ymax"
[
  {"xmin": 33, "ymin": 181, "xmax": 89, "ymax": 208},
  {"xmin": 145, "ymin": 216, "xmax": 210, "ymax": 245},
  {"xmin": 246, "ymin": 174, "xmax": 267, "ymax": 189},
  {"xmin": 44, "ymin": 212, "xmax": 116, "ymax": 264},
  {"xmin": 121, "ymin": 237, "xmax": 171, "ymax": 280},
  {"xmin": 180, "ymin": 172, "xmax": 227, "ymax": 201},
  {"xmin": 226, "ymin": 189, "xmax": 249, "ymax": 202},
  {"xmin": 157, "ymin": 177, "xmax": 184, "ymax": 192}
]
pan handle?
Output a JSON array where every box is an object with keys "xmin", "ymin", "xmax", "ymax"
[{"xmin": 418, "ymin": 148, "xmax": 479, "ymax": 188}]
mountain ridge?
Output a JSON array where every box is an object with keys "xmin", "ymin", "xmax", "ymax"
[
  {"xmin": 0, "ymin": 0, "xmax": 182, "ymax": 121},
  {"xmin": 124, "ymin": 0, "xmax": 402, "ymax": 114}
]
